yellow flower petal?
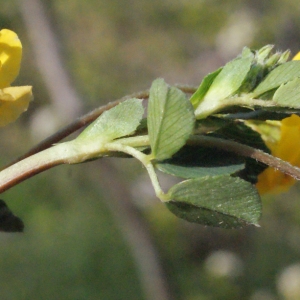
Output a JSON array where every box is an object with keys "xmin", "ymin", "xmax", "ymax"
[
  {"xmin": 0, "ymin": 86, "xmax": 32, "ymax": 127},
  {"xmin": 293, "ymin": 52, "xmax": 300, "ymax": 61},
  {"xmin": 256, "ymin": 115, "xmax": 300, "ymax": 194},
  {"xmin": 0, "ymin": 29, "xmax": 22, "ymax": 88},
  {"xmin": 256, "ymin": 52, "xmax": 300, "ymax": 195}
]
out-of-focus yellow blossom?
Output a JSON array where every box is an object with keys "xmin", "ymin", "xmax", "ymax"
[
  {"xmin": 0, "ymin": 29, "xmax": 32, "ymax": 127},
  {"xmin": 256, "ymin": 114, "xmax": 300, "ymax": 194},
  {"xmin": 256, "ymin": 51, "xmax": 300, "ymax": 194},
  {"xmin": 293, "ymin": 51, "xmax": 300, "ymax": 60}
]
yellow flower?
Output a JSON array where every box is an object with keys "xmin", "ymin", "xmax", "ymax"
[
  {"xmin": 256, "ymin": 114, "xmax": 300, "ymax": 194},
  {"xmin": 0, "ymin": 29, "xmax": 32, "ymax": 127},
  {"xmin": 255, "ymin": 52, "xmax": 300, "ymax": 195},
  {"xmin": 293, "ymin": 51, "xmax": 300, "ymax": 61}
]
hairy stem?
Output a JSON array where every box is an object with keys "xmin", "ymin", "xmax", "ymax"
[
  {"xmin": 195, "ymin": 96, "xmax": 275, "ymax": 119},
  {"xmin": 1, "ymin": 130, "xmax": 300, "ymax": 195},
  {"xmin": 5, "ymin": 92, "xmax": 146, "ymax": 167},
  {"xmin": 189, "ymin": 135, "xmax": 300, "ymax": 180},
  {"xmin": 7, "ymin": 85, "xmax": 195, "ymax": 167},
  {"xmin": 0, "ymin": 137, "xmax": 107, "ymax": 194},
  {"xmin": 0, "ymin": 142, "xmax": 75, "ymax": 194},
  {"xmin": 105, "ymin": 142, "xmax": 169, "ymax": 201}
]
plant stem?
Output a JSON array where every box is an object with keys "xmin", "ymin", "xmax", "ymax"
[
  {"xmin": 116, "ymin": 135, "xmax": 150, "ymax": 147},
  {"xmin": 105, "ymin": 142, "xmax": 169, "ymax": 201},
  {"xmin": 4, "ymin": 96, "xmax": 138, "ymax": 167},
  {"xmin": 0, "ymin": 137, "xmax": 109, "ymax": 194},
  {"xmin": 189, "ymin": 135, "xmax": 300, "ymax": 180},
  {"xmin": 225, "ymin": 97, "xmax": 275, "ymax": 108},
  {"xmin": 7, "ymin": 85, "xmax": 196, "ymax": 167},
  {"xmin": 0, "ymin": 142, "xmax": 76, "ymax": 194},
  {"xmin": 1, "ymin": 133, "xmax": 300, "ymax": 195},
  {"xmin": 195, "ymin": 96, "xmax": 275, "ymax": 119}
]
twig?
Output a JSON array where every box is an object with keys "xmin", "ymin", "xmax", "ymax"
[
  {"xmin": 5, "ymin": 91, "xmax": 149, "ymax": 167},
  {"xmin": 6, "ymin": 85, "xmax": 196, "ymax": 167},
  {"xmin": 189, "ymin": 135, "xmax": 300, "ymax": 180},
  {"xmin": 1, "ymin": 133, "xmax": 300, "ymax": 194}
]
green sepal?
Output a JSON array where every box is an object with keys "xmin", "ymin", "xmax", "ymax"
[
  {"xmin": 166, "ymin": 175, "xmax": 262, "ymax": 229},
  {"xmin": 148, "ymin": 78, "xmax": 195, "ymax": 160}
]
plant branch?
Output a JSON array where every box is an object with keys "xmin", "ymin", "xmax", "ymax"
[
  {"xmin": 224, "ymin": 97, "xmax": 276, "ymax": 108},
  {"xmin": 106, "ymin": 142, "xmax": 169, "ymax": 201},
  {"xmin": 1, "ymin": 129, "xmax": 300, "ymax": 195},
  {"xmin": 5, "ymin": 91, "xmax": 148, "ymax": 168},
  {"xmin": 0, "ymin": 142, "xmax": 78, "ymax": 194},
  {"xmin": 7, "ymin": 85, "xmax": 196, "ymax": 168},
  {"xmin": 189, "ymin": 135, "xmax": 300, "ymax": 180}
]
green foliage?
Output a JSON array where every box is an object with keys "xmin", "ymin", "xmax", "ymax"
[
  {"xmin": 55, "ymin": 44, "xmax": 300, "ymax": 230},
  {"xmin": 253, "ymin": 61, "xmax": 300, "ymax": 97},
  {"xmin": 273, "ymin": 77, "xmax": 300, "ymax": 108},
  {"xmin": 156, "ymin": 145, "xmax": 245, "ymax": 178},
  {"xmin": 213, "ymin": 122, "xmax": 270, "ymax": 183},
  {"xmin": 191, "ymin": 45, "xmax": 300, "ymax": 120},
  {"xmin": 77, "ymin": 98, "xmax": 144, "ymax": 142},
  {"xmin": 147, "ymin": 78, "xmax": 195, "ymax": 160},
  {"xmin": 5, "ymin": 2, "xmax": 300, "ymax": 299},
  {"xmin": 167, "ymin": 175, "xmax": 261, "ymax": 228},
  {"xmin": 193, "ymin": 54, "xmax": 253, "ymax": 118},
  {"xmin": 9, "ymin": 45, "xmax": 300, "ymax": 231},
  {"xmin": 190, "ymin": 67, "xmax": 222, "ymax": 108}
]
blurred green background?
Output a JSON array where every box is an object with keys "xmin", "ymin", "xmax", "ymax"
[{"xmin": 1, "ymin": 0, "xmax": 300, "ymax": 299}]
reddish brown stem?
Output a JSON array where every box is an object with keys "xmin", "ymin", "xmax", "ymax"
[
  {"xmin": 189, "ymin": 135, "xmax": 300, "ymax": 180},
  {"xmin": 6, "ymin": 85, "xmax": 196, "ymax": 167}
]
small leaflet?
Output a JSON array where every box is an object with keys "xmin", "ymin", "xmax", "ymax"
[
  {"xmin": 167, "ymin": 175, "xmax": 261, "ymax": 229},
  {"xmin": 148, "ymin": 79, "xmax": 195, "ymax": 160}
]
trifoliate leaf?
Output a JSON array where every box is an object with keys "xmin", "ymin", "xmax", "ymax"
[
  {"xmin": 156, "ymin": 145, "xmax": 244, "ymax": 178},
  {"xmin": 148, "ymin": 78, "xmax": 195, "ymax": 160},
  {"xmin": 166, "ymin": 175, "xmax": 261, "ymax": 228},
  {"xmin": 253, "ymin": 60, "xmax": 300, "ymax": 97},
  {"xmin": 273, "ymin": 77, "xmax": 300, "ymax": 108},
  {"xmin": 77, "ymin": 98, "xmax": 144, "ymax": 142}
]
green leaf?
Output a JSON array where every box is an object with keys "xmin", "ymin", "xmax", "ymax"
[
  {"xmin": 156, "ymin": 145, "xmax": 244, "ymax": 178},
  {"xmin": 77, "ymin": 98, "xmax": 144, "ymax": 142},
  {"xmin": 206, "ymin": 55, "xmax": 253, "ymax": 99},
  {"xmin": 195, "ymin": 117, "xmax": 232, "ymax": 134},
  {"xmin": 273, "ymin": 77, "xmax": 300, "ymax": 108},
  {"xmin": 253, "ymin": 61, "xmax": 300, "ymax": 97},
  {"xmin": 148, "ymin": 78, "xmax": 195, "ymax": 160},
  {"xmin": 190, "ymin": 67, "xmax": 222, "ymax": 108},
  {"xmin": 194, "ymin": 55, "xmax": 253, "ymax": 118},
  {"xmin": 166, "ymin": 175, "xmax": 261, "ymax": 228},
  {"xmin": 213, "ymin": 122, "xmax": 269, "ymax": 183},
  {"xmin": 206, "ymin": 56, "xmax": 254, "ymax": 99}
]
